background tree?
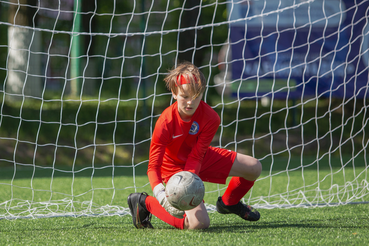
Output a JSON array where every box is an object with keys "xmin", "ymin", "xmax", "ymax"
[{"xmin": 6, "ymin": 0, "xmax": 41, "ymax": 101}]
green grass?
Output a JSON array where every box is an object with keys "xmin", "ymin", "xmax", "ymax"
[
  {"xmin": 1, "ymin": 155, "xmax": 368, "ymax": 245},
  {"xmin": 0, "ymin": 204, "xmax": 368, "ymax": 245}
]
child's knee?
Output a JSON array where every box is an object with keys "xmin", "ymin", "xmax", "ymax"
[
  {"xmin": 245, "ymin": 158, "xmax": 262, "ymax": 181},
  {"xmin": 184, "ymin": 215, "xmax": 210, "ymax": 230},
  {"xmin": 254, "ymin": 159, "xmax": 262, "ymax": 177}
]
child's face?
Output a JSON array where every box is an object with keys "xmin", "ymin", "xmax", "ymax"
[{"xmin": 173, "ymin": 84, "xmax": 203, "ymax": 122}]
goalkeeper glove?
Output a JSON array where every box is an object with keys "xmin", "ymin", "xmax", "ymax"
[{"xmin": 153, "ymin": 183, "xmax": 185, "ymax": 219}]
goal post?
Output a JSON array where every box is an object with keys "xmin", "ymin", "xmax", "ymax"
[{"xmin": 0, "ymin": 0, "xmax": 369, "ymax": 219}]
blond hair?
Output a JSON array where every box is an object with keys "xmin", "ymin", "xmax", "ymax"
[{"xmin": 164, "ymin": 62, "xmax": 206, "ymax": 99}]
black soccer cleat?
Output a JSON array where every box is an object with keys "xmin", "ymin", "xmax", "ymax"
[
  {"xmin": 216, "ymin": 196, "xmax": 260, "ymax": 221},
  {"xmin": 127, "ymin": 192, "xmax": 154, "ymax": 229}
]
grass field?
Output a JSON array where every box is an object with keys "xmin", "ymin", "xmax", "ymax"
[
  {"xmin": 1, "ymin": 203, "xmax": 368, "ymax": 245},
  {"xmin": 1, "ymin": 155, "xmax": 368, "ymax": 245}
]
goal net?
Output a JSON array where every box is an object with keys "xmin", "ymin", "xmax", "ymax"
[{"xmin": 0, "ymin": 0, "xmax": 368, "ymax": 219}]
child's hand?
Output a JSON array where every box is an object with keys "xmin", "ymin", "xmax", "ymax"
[{"xmin": 153, "ymin": 183, "xmax": 185, "ymax": 218}]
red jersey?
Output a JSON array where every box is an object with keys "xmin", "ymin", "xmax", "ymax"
[{"xmin": 147, "ymin": 100, "xmax": 220, "ymax": 189}]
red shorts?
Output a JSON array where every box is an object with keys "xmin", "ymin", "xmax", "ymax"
[
  {"xmin": 161, "ymin": 146, "xmax": 237, "ymax": 185},
  {"xmin": 197, "ymin": 146, "xmax": 237, "ymax": 184}
]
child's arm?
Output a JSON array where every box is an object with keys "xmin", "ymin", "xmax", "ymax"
[
  {"xmin": 147, "ymin": 118, "xmax": 171, "ymax": 189},
  {"xmin": 147, "ymin": 121, "xmax": 185, "ymax": 218},
  {"xmin": 147, "ymin": 141, "xmax": 166, "ymax": 189}
]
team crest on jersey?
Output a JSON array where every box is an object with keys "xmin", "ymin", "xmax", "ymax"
[{"xmin": 189, "ymin": 121, "xmax": 199, "ymax": 135}]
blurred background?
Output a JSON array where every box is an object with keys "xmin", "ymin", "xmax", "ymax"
[
  {"xmin": 0, "ymin": 0, "xmax": 232, "ymax": 168},
  {"xmin": 0, "ymin": 0, "xmax": 229, "ymax": 100},
  {"xmin": 0, "ymin": 0, "xmax": 368, "ymax": 170}
]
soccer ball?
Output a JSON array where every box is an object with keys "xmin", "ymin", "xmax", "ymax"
[{"xmin": 165, "ymin": 171, "xmax": 205, "ymax": 211}]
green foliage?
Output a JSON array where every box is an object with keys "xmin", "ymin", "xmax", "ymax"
[
  {"xmin": 0, "ymin": 97, "xmax": 169, "ymax": 167},
  {"xmin": 212, "ymin": 98, "xmax": 369, "ymax": 158},
  {"xmin": 0, "ymin": 0, "xmax": 228, "ymax": 97},
  {"xmin": 0, "ymin": 97, "xmax": 367, "ymax": 167}
]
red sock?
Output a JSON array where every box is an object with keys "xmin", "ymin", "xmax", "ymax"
[
  {"xmin": 145, "ymin": 195, "xmax": 185, "ymax": 229},
  {"xmin": 222, "ymin": 177, "xmax": 255, "ymax": 206}
]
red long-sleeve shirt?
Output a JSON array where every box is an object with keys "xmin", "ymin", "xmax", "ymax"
[{"xmin": 147, "ymin": 100, "xmax": 220, "ymax": 189}]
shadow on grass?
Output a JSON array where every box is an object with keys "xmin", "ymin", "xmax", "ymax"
[{"xmin": 205, "ymin": 212, "xmax": 369, "ymax": 233}]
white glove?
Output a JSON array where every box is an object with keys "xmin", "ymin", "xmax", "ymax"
[{"xmin": 153, "ymin": 183, "xmax": 185, "ymax": 219}]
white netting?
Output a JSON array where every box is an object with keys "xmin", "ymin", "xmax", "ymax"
[{"xmin": 0, "ymin": 0, "xmax": 368, "ymax": 219}]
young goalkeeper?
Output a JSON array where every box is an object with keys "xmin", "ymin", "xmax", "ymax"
[{"xmin": 127, "ymin": 61, "xmax": 262, "ymax": 229}]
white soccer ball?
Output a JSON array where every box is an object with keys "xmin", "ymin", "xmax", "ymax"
[{"xmin": 165, "ymin": 171, "xmax": 205, "ymax": 211}]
